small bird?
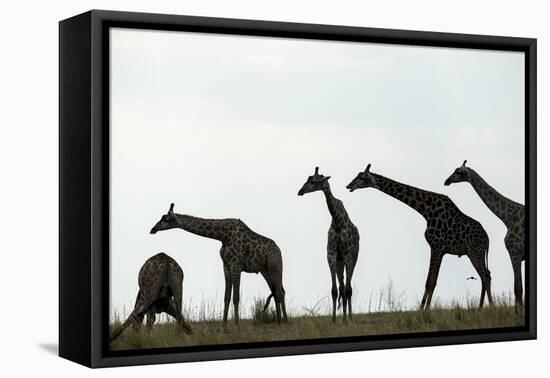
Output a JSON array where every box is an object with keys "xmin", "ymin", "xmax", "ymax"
[{"xmin": 466, "ymin": 276, "xmax": 477, "ymax": 280}]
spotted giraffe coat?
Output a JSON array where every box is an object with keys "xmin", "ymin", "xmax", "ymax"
[
  {"xmin": 347, "ymin": 166, "xmax": 492, "ymax": 310},
  {"xmin": 150, "ymin": 204, "xmax": 288, "ymax": 329},
  {"xmin": 445, "ymin": 162, "xmax": 525, "ymax": 308}
]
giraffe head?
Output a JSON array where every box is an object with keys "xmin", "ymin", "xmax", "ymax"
[
  {"xmin": 346, "ymin": 164, "xmax": 377, "ymax": 192},
  {"xmin": 444, "ymin": 160, "xmax": 470, "ymax": 186},
  {"xmin": 298, "ymin": 167, "xmax": 331, "ymax": 196},
  {"xmin": 150, "ymin": 203, "xmax": 180, "ymax": 234}
]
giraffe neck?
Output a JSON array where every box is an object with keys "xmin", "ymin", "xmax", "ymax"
[
  {"xmin": 373, "ymin": 173, "xmax": 441, "ymax": 219},
  {"xmin": 466, "ymin": 168, "xmax": 523, "ymax": 226},
  {"xmin": 173, "ymin": 214, "xmax": 230, "ymax": 241},
  {"xmin": 322, "ymin": 185, "xmax": 348, "ymax": 226}
]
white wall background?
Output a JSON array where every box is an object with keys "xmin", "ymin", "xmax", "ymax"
[{"xmin": 0, "ymin": 0, "xmax": 547, "ymax": 377}]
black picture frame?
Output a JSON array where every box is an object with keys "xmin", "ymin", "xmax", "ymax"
[{"xmin": 59, "ymin": 9, "xmax": 537, "ymax": 368}]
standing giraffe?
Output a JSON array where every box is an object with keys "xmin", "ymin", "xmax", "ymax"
[
  {"xmin": 298, "ymin": 167, "xmax": 360, "ymax": 323},
  {"xmin": 347, "ymin": 164, "xmax": 493, "ymax": 309},
  {"xmin": 150, "ymin": 203, "xmax": 288, "ymax": 330},
  {"xmin": 110, "ymin": 252, "xmax": 192, "ymax": 343},
  {"xmin": 445, "ymin": 160, "xmax": 525, "ymax": 310}
]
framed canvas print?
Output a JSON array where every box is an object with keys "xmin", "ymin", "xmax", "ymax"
[{"xmin": 59, "ymin": 10, "xmax": 537, "ymax": 368}]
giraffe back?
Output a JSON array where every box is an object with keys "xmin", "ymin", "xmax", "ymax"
[
  {"xmin": 219, "ymin": 220, "xmax": 283, "ymax": 274},
  {"xmin": 138, "ymin": 252, "xmax": 183, "ymax": 300}
]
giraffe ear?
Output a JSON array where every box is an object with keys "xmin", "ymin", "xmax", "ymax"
[
  {"xmin": 323, "ymin": 176, "xmax": 331, "ymax": 181},
  {"xmin": 462, "ymin": 160, "xmax": 467, "ymax": 167}
]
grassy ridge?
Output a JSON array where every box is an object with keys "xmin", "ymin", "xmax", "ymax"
[{"xmin": 109, "ymin": 301, "xmax": 524, "ymax": 351}]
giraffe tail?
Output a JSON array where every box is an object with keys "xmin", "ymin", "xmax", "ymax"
[
  {"xmin": 263, "ymin": 294, "xmax": 273, "ymax": 312},
  {"xmin": 337, "ymin": 291, "xmax": 343, "ymax": 310}
]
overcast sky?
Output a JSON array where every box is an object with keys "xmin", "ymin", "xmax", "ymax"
[{"xmin": 109, "ymin": 28, "xmax": 524, "ymax": 321}]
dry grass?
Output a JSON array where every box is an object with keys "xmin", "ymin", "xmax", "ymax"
[{"xmin": 109, "ymin": 295, "xmax": 524, "ymax": 351}]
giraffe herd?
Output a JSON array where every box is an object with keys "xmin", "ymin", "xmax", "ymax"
[{"xmin": 110, "ymin": 161, "xmax": 525, "ymax": 342}]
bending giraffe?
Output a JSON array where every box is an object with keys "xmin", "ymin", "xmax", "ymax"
[
  {"xmin": 445, "ymin": 160, "xmax": 525, "ymax": 310},
  {"xmin": 110, "ymin": 252, "xmax": 192, "ymax": 343},
  {"xmin": 347, "ymin": 164, "xmax": 492, "ymax": 310},
  {"xmin": 298, "ymin": 167, "xmax": 360, "ymax": 323},
  {"xmin": 150, "ymin": 203, "xmax": 288, "ymax": 330}
]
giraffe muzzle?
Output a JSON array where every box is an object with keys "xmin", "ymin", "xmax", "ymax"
[{"xmin": 444, "ymin": 173, "xmax": 460, "ymax": 186}]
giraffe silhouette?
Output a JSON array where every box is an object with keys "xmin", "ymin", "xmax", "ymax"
[
  {"xmin": 347, "ymin": 164, "xmax": 493, "ymax": 309},
  {"xmin": 445, "ymin": 160, "xmax": 525, "ymax": 310},
  {"xmin": 109, "ymin": 252, "xmax": 192, "ymax": 343},
  {"xmin": 298, "ymin": 167, "xmax": 360, "ymax": 322},
  {"xmin": 150, "ymin": 203, "xmax": 288, "ymax": 330}
]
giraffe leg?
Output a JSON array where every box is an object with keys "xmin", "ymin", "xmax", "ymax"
[
  {"xmin": 511, "ymin": 258, "xmax": 523, "ymax": 313},
  {"xmin": 263, "ymin": 276, "xmax": 281, "ymax": 324},
  {"xmin": 480, "ymin": 285, "xmax": 487, "ymax": 308},
  {"xmin": 336, "ymin": 260, "xmax": 347, "ymax": 322},
  {"xmin": 275, "ymin": 295, "xmax": 282, "ymax": 325},
  {"xmin": 280, "ymin": 289, "xmax": 288, "ymax": 323},
  {"xmin": 169, "ymin": 277, "xmax": 193, "ymax": 335},
  {"xmin": 260, "ymin": 270, "xmax": 273, "ymax": 312},
  {"xmin": 268, "ymin": 275, "xmax": 287, "ymax": 324},
  {"xmin": 273, "ymin": 282, "xmax": 287, "ymax": 324},
  {"xmin": 130, "ymin": 290, "xmax": 144, "ymax": 331},
  {"xmin": 110, "ymin": 310, "xmax": 143, "ymax": 343},
  {"xmin": 231, "ymin": 268, "xmax": 242, "ymax": 328},
  {"xmin": 222, "ymin": 263, "xmax": 232, "ymax": 332},
  {"xmin": 111, "ymin": 263, "xmax": 169, "ymax": 342},
  {"xmin": 420, "ymin": 251, "xmax": 443, "ymax": 310},
  {"xmin": 345, "ymin": 262, "xmax": 356, "ymax": 320},
  {"xmin": 263, "ymin": 256, "xmax": 287, "ymax": 324},
  {"xmin": 329, "ymin": 264, "xmax": 338, "ymax": 323},
  {"xmin": 145, "ymin": 311, "xmax": 156, "ymax": 331},
  {"xmin": 110, "ymin": 275, "xmax": 164, "ymax": 342},
  {"xmin": 110, "ymin": 295, "xmax": 155, "ymax": 342},
  {"xmin": 268, "ymin": 283, "xmax": 281, "ymax": 325},
  {"xmin": 164, "ymin": 299, "xmax": 178, "ymax": 320},
  {"xmin": 132, "ymin": 313, "xmax": 145, "ymax": 331},
  {"xmin": 484, "ymin": 250, "xmax": 493, "ymax": 306},
  {"xmin": 165, "ymin": 299, "xmax": 192, "ymax": 334},
  {"xmin": 468, "ymin": 251, "xmax": 492, "ymax": 308},
  {"xmin": 506, "ymin": 235, "xmax": 524, "ymax": 313}
]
